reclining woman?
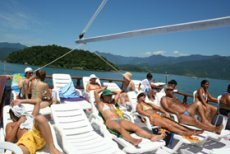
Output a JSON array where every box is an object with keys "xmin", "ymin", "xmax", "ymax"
[
  {"xmin": 136, "ymin": 92, "xmax": 203, "ymax": 136},
  {"xmin": 5, "ymin": 98, "xmax": 62, "ymax": 154},
  {"xmin": 94, "ymin": 89, "xmax": 165, "ymax": 146}
]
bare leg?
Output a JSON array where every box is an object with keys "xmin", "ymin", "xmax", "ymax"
[
  {"xmin": 120, "ymin": 120, "xmax": 164, "ymax": 141},
  {"xmin": 19, "ymin": 145, "xmax": 29, "ymax": 154},
  {"xmin": 187, "ymin": 101, "xmax": 211, "ymax": 124},
  {"xmin": 179, "ymin": 114, "xmax": 222, "ymax": 134},
  {"xmin": 106, "ymin": 119, "xmax": 142, "ymax": 145},
  {"xmin": 40, "ymin": 101, "xmax": 51, "ymax": 108},
  {"xmin": 35, "ymin": 115, "xmax": 62, "ymax": 154},
  {"xmin": 207, "ymin": 105, "xmax": 218, "ymax": 122},
  {"xmin": 150, "ymin": 117, "xmax": 200, "ymax": 136}
]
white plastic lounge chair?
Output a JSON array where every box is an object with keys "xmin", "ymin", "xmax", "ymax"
[
  {"xmin": 103, "ymin": 82, "xmax": 121, "ymax": 92},
  {"xmin": 52, "ymin": 73, "xmax": 91, "ymax": 109},
  {"xmin": 51, "ymin": 103, "xmax": 123, "ymax": 154},
  {"xmin": 0, "ymin": 141, "xmax": 23, "ymax": 154},
  {"xmin": 2, "ymin": 105, "xmax": 63, "ymax": 154}
]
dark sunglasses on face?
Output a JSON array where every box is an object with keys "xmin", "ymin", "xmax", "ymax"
[{"xmin": 27, "ymin": 72, "xmax": 33, "ymax": 75}]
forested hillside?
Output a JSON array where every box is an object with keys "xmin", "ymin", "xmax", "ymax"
[{"xmin": 7, "ymin": 45, "xmax": 117, "ymax": 71}]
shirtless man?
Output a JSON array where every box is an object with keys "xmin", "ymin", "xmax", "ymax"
[
  {"xmin": 5, "ymin": 98, "xmax": 62, "ymax": 154},
  {"xmin": 30, "ymin": 70, "xmax": 53, "ymax": 108},
  {"xmin": 161, "ymin": 86, "xmax": 223, "ymax": 134},
  {"xmin": 18, "ymin": 67, "xmax": 34, "ymax": 99},
  {"xmin": 94, "ymin": 89, "xmax": 165, "ymax": 146},
  {"xmin": 220, "ymin": 84, "xmax": 230, "ymax": 117},
  {"xmin": 136, "ymin": 92, "xmax": 203, "ymax": 136},
  {"xmin": 195, "ymin": 80, "xmax": 218, "ymax": 121},
  {"xmin": 86, "ymin": 74, "xmax": 107, "ymax": 93}
]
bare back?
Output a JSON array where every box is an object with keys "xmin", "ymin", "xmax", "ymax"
[{"xmin": 31, "ymin": 79, "xmax": 49, "ymax": 99}]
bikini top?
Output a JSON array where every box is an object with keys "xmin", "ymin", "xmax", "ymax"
[
  {"xmin": 202, "ymin": 92, "xmax": 208, "ymax": 101},
  {"xmin": 142, "ymin": 103, "xmax": 152, "ymax": 111},
  {"xmin": 102, "ymin": 103, "xmax": 111, "ymax": 112}
]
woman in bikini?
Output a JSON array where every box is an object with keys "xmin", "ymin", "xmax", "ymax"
[
  {"xmin": 94, "ymin": 89, "xmax": 165, "ymax": 146},
  {"xmin": 136, "ymin": 92, "xmax": 204, "ymax": 136},
  {"xmin": 30, "ymin": 70, "xmax": 54, "ymax": 108},
  {"xmin": 195, "ymin": 80, "xmax": 218, "ymax": 121}
]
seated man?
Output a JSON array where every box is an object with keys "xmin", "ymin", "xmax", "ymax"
[
  {"xmin": 5, "ymin": 98, "xmax": 62, "ymax": 154},
  {"xmin": 86, "ymin": 74, "xmax": 107, "ymax": 93},
  {"xmin": 195, "ymin": 80, "xmax": 218, "ymax": 121},
  {"xmin": 18, "ymin": 67, "xmax": 34, "ymax": 99},
  {"xmin": 136, "ymin": 92, "xmax": 203, "ymax": 136},
  {"xmin": 161, "ymin": 86, "xmax": 223, "ymax": 134},
  {"xmin": 220, "ymin": 84, "xmax": 230, "ymax": 117},
  {"xmin": 94, "ymin": 89, "xmax": 165, "ymax": 146}
]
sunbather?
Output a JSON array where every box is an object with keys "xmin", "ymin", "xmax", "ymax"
[
  {"xmin": 5, "ymin": 98, "xmax": 62, "ymax": 154},
  {"xmin": 195, "ymin": 80, "xmax": 218, "ymax": 121},
  {"xmin": 86, "ymin": 74, "xmax": 107, "ymax": 93},
  {"xmin": 121, "ymin": 72, "xmax": 135, "ymax": 92},
  {"xmin": 161, "ymin": 86, "xmax": 223, "ymax": 134},
  {"xmin": 94, "ymin": 89, "xmax": 165, "ymax": 146},
  {"xmin": 30, "ymin": 70, "xmax": 54, "ymax": 108},
  {"xmin": 18, "ymin": 67, "xmax": 34, "ymax": 99},
  {"xmin": 220, "ymin": 84, "xmax": 230, "ymax": 117},
  {"xmin": 136, "ymin": 92, "xmax": 203, "ymax": 136}
]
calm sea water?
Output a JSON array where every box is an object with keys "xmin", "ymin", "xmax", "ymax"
[{"xmin": 1, "ymin": 61, "xmax": 229, "ymax": 103}]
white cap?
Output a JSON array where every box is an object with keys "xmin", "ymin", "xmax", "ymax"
[
  {"xmin": 11, "ymin": 105, "xmax": 26, "ymax": 118},
  {"xmin": 89, "ymin": 74, "xmax": 97, "ymax": 80},
  {"xmin": 24, "ymin": 67, "xmax": 33, "ymax": 73}
]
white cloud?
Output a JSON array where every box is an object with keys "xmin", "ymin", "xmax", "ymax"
[
  {"xmin": 172, "ymin": 50, "xmax": 189, "ymax": 57},
  {"xmin": 144, "ymin": 50, "xmax": 166, "ymax": 56}
]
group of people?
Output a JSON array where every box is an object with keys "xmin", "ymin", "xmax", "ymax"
[
  {"xmin": 3, "ymin": 67, "xmax": 62, "ymax": 154},
  {"xmin": 2, "ymin": 69, "xmax": 230, "ymax": 152},
  {"xmin": 86, "ymin": 71, "xmax": 229, "ymax": 146}
]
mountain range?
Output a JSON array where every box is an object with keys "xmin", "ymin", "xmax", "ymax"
[
  {"xmin": 1, "ymin": 42, "xmax": 229, "ymax": 80},
  {"xmin": 0, "ymin": 42, "xmax": 27, "ymax": 61}
]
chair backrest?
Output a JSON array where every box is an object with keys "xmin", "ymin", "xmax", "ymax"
[
  {"xmin": 52, "ymin": 74, "xmax": 73, "ymax": 90},
  {"xmin": 132, "ymin": 80, "xmax": 141, "ymax": 91},
  {"xmin": 51, "ymin": 104, "xmax": 94, "ymax": 135},
  {"xmin": 193, "ymin": 90, "xmax": 197, "ymax": 102},
  {"xmin": 0, "ymin": 141, "xmax": 23, "ymax": 154}
]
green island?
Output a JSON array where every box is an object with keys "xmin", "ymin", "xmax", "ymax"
[{"xmin": 6, "ymin": 45, "xmax": 118, "ymax": 72}]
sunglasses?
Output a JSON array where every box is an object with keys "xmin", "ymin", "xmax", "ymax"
[{"xmin": 27, "ymin": 72, "xmax": 33, "ymax": 75}]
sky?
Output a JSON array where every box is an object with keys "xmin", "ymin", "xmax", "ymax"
[{"xmin": 0, "ymin": 0, "xmax": 230, "ymax": 57}]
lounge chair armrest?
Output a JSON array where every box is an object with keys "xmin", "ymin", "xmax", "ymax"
[
  {"xmin": 75, "ymin": 88, "xmax": 82, "ymax": 96},
  {"xmin": 122, "ymin": 111, "xmax": 135, "ymax": 123}
]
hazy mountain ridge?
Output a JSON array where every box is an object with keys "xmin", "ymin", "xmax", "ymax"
[
  {"xmin": 0, "ymin": 42, "xmax": 27, "ymax": 61},
  {"xmin": 96, "ymin": 51, "xmax": 221, "ymax": 65}
]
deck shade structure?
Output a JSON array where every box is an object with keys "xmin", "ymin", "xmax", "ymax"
[{"xmin": 76, "ymin": 16, "xmax": 230, "ymax": 44}]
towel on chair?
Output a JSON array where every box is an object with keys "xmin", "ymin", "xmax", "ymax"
[{"xmin": 59, "ymin": 81, "xmax": 80, "ymax": 99}]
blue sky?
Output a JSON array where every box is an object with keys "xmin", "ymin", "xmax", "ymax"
[{"xmin": 0, "ymin": 0, "xmax": 230, "ymax": 57}]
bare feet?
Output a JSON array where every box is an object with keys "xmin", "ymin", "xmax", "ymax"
[
  {"xmin": 49, "ymin": 147, "xmax": 63, "ymax": 154},
  {"xmin": 150, "ymin": 131, "xmax": 166, "ymax": 142},
  {"xmin": 131, "ymin": 138, "xmax": 142, "ymax": 146}
]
